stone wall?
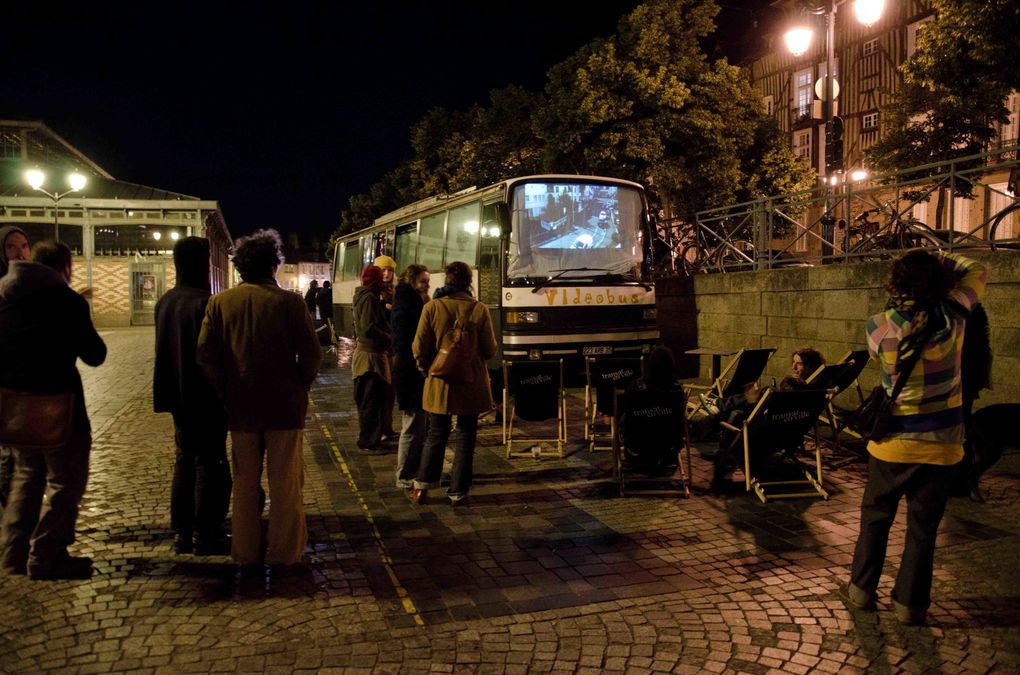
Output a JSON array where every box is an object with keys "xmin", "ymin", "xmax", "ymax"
[{"xmin": 656, "ymin": 250, "xmax": 1020, "ymax": 409}]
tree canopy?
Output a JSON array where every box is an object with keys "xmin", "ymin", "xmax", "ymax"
[{"xmin": 332, "ymin": 0, "xmax": 818, "ymax": 241}]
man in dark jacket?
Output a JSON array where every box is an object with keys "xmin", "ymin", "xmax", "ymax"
[
  {"xmin": 0, "ymin": 241, "xmax": 106, "ymax": 579},
  {"xmin": 0, "ymin": 225, "xmax": 31, "ymax": 513},
  {"xmin": 154, "ymin": 237, "xmax": 230, "ymax": 555},
  {"xmin": 304, "ymin": 279, "xmax": 319, "ymax": 319},
  {"xmin": 197, "ymin": 229, "xmax": 321, "ymax": 570},
  {"xmin": 316, "ymin": 280, "xmax": 333, "ymax": 323}
]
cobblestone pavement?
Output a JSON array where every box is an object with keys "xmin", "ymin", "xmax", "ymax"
[{"xmin": 1, "ymin": 327, "xmax": 1019, "ymax": 674}]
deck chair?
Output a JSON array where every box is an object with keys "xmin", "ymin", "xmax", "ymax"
[
  {"xmin": 685, "ymin": 348, "xmax": 777, "ymax": 419},
  {"xmin": 808, "ymin": 349, "xmax": 870, "ymax": 448},
  {"xmin": 503, "ymin": 359, "xmax": 567, "ymax": 458},
  {"xmin": 584, "ymin": 356, "xmax": 643, "ymax": 453},
  {"xmin": 611, "ymin": 387, "xmax": 692, "ymax": 497},
  {"xmin": 720, "ymin": 387, "xmax": 830, "ymax": 502}
]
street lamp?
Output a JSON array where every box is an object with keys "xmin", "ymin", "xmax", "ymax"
[
  {"xmin": 24, "ymin": 168, "xmax": 88, "ymax": 240},
  {"xmin": 784, "ymin": 0, "xmax": 885, "ymax": 177}
]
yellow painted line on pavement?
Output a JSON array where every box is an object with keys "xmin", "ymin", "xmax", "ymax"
[{"xmin": 321, "ymin": 425, "xmax": 424, "ymax": 627}]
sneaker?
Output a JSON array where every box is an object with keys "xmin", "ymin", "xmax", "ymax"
[
  {"xmin": 194, "ymin": 536, "xmax": 231, "ymax": 557},
  {"xmin": 892, "ymin": 600, "xmax": 927, "ymax": 626},
  {"xmin": 448, "ymin": 493, "xmax": 469, "ymax": 506},
  {"xmin": 174, "ymin": 533, "xmax": 193, "ymax": 554},
  {"xmin": 839, "ymin": 583, "xmax": 877, "ymax": 612},
  {"xmin": 357, "ymin": 445, "xmax": 387, "ymax": 455},
  {"xmin": 28, "ymin": 555, "xmax": 93, "ymax": 581}
]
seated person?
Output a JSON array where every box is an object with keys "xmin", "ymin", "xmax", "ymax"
[{"xmin": 709, "ymin": 347, "xmax": 824, "ymax": 490}]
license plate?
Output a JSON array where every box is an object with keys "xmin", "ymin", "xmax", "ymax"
[{"xmin": 582, "ymin": 346, "xmax": 612, "ymax": 355}]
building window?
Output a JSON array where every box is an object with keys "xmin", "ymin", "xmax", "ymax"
[
  {"xmin": 907, "ymin": 17, "xmax": 934, "ymax": 58},
  {"xmin": 863, "ymin": 112, "xmax": 880, "ymax": 130},
  {"xmin": 793, "ymin": 129, "xmax": 812, "ymax": 159},
  {"xmin": 862, "ymin": 38, "xmax": 879, "ymax": 56},
  {"xmin": 793, "ymin": 67, "xmax": 813, "ymax": 120}
]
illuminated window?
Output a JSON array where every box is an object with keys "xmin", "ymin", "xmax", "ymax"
[
  {"xmin": 793, "ymin": 68, "xmax": 813, "ymax": 119},
  {"xmin": 793, "ymin": 129, "xmax": 812, "ymax": 159},
  {"xmin": 862, "ymin": 39, "xmax": 879, "ymax": 56},
  {"xmin": 863, "ymin": 112, "xmax": 880, "ymax": 130}
]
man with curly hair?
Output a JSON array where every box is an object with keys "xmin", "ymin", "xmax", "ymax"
[{"xmin": 197, "ymin": 229, "xmax": 321, "ymax": 571}]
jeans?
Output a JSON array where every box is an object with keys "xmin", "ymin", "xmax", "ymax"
[
  {"xmin": 850, "ymin": 455, "xmax": 957, "ymax": 610},
  {"xmin": 171, "ymin": 413, "xmax": 231, "ymax": 543},
  {"xmin": 415, "ymin": 413, "xmax": 478, "ymax": 497},
  {"xmin": 395, "ymin": 409, "xmax": 427, "ymax": 488},
  {"xmin": 0, "ymin": 431, "xmax": 91, "ymax": 574},
  {"xmin": 230, "ymin": 429, "xmax": 307, "ymax": 565},
  {"xmin": 354, "ymin": 372, "xmax": 388, "ymax": 449}
]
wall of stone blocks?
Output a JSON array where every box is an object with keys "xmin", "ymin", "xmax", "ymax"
[{"xmin": 656, "ymin": 250, "xmax": 1020, "ymax": 410}]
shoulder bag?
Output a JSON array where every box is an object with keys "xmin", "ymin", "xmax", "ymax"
[
  {"xmin": 429, "ymin": 300, "xmax": 479, "ymax": 383},
  {"xmin": 0, "ymin": 386, "xmax": 75, "ymax": 452}
]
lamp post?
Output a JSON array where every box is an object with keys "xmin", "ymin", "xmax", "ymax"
[
  {"xmin": 784, "ymin": 0, "xmax": 885, "ymax": 179},
  {"xmin": 24, "ymin": 168, "xmax": 88, "ymax": 241}
]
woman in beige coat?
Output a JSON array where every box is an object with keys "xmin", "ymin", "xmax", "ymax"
[{"xmin": 411, "ymin": 261, "xmax": 497, "ymax": 504}]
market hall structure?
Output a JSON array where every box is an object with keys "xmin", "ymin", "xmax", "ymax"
[{"xmin": 0, "ymin": 119, "xmax": 231, "ymax": 326}]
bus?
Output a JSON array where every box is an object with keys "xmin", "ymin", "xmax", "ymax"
[{"xmin": 331, "ymin": 174, "xmax": 660, "ymax": 378}]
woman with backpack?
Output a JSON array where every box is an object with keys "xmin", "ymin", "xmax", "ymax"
[{"xmin": 410, "ymin": 261, "xmax": 497, "ymax": 505}]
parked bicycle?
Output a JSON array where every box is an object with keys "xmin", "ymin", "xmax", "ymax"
[{"xmin": 677, "ymin": 218, "xmax": 756, "ymax": 274}]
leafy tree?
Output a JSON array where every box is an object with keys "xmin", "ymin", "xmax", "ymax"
[
  {"xmin": 537, "ymin": 0, "xmax": 814, "ymax": 223},
  {"xmin": 866, "ymin": 0, "xmax": 1020, "ymax": 226}
]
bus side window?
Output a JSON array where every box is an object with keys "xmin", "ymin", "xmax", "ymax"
[
  {"xmin": 343, "ymin": 240, "xmax": 361, "ymax": 280},
  {"xmin": 478, "ymin": 202, "xmax": 501, "ymax": 306},
  {"xmin": 419, "ymin": 212, "xmax": 445, "ymax": 272},
  {"xmin": 394, "ymin": 222, "xmax": 419, "ymax": 273},
  {"xmin": 445, "ymin": 201, "xmax": 481, "ymax": 267}
]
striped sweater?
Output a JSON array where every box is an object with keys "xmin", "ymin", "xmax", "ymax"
[{"xmin": 866, "ymin": 253, "xmax": 987, "ymax": 445}]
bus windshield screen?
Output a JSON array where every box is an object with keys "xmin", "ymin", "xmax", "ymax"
[{"xmin": 508, "ymin": 182, "xmax": 644, "ymax": 279}]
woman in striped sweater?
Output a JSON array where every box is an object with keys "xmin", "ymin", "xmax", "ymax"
[{"xmin": 845, "ymin": 250, "xmax": 987, "ymax": 626}]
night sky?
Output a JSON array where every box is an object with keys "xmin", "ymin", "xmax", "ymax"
[{"xmin": 4, "ymin": 1, "xmax": 772, "ymax": 241}]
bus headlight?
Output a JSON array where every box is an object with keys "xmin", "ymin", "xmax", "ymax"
[
  {"xmin": 643, "ymin": 307, "xmax": 657, "ymax": 320},
  {"xmin": 506, "ymin": 311, "xmax": 540, "ymax": 325}
]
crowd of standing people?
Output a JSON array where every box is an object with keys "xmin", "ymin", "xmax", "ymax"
[{"xmin": 0, "ymin": 224, "xmax": 996, "ymax": 629}]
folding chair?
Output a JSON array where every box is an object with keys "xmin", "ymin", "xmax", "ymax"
[
  {"xmin": 612, "ymin": 387, "xmax": 692, "ymax": 497},
  {"xmin": 584, "ymin": 356, "xmax": 643, "ymax": 453},
  {"xmin": 503, "ymin": 359, "xmax": 567, "ymax": 458},
  {"xmin": 314, "ymin": 319, "xmax": 338, "ymax": 359},
  {"xmin": 809, "ymin": 349, "xmax": 870, "ymax": 448},
  {"xmin": 721, "ymin": 388, "xmax": 830, "ymax": 502},
  {"xmin": 685, "ymin": 348, "xmax": 777, "ymax": 419}
]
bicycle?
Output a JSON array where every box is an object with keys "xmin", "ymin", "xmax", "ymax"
[
  {"xmin": 841, "ymin": 200, "xmax": 936, "ymax": 258},
  {"xmin": 677, "ymin": 218, "xmax": 757, "ymax": 274}
]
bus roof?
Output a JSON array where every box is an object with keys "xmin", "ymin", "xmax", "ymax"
[{"xmin": 369, "ymin": 174, "xmax": 645, "ymax": 232}]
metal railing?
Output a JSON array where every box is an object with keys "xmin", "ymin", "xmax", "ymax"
[{"xmin": 658, "ymin": 145, "xmax": 1020, "ymax": 274}]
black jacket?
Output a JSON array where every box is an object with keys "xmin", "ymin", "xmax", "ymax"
[
  {"xmin": 0, "ymin": 261, "xmax": 106, "ymax": 431},
  {"xmin": 316, "ymin": 286, "xmax": 333, "ymax": 321},
  {"xmin": 390, "ymin": 281, "xmax": 425, "ymax": 411},
  {"xmin": 153, "ymin": 283, "xmax": 225, "ymax": 420}
]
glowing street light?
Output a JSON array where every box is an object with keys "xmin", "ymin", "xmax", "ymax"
[
  {"xmin": 23, "ymin": 168, "xmax": 88, "ymax": 240},
  {"xmin": 850, "ymin": 168, "xmax": 870, "ymax": 182}
]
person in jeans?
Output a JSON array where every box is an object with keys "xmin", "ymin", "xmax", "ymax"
[
  {"xmin": 391, "ymin": 264, "xmax": 430, "ymax": 491},
  {"xmin": 0, "ymin": 241, "xmax": 106, "ymax": 579},
  {"xmin": 411, "ymin": 261, "xmax": 497, "ymax": 505},
  {"xmin": 153, "ymin": 237, "xmax": 231, "ymax": 555},
  {"xmin": 846, "ymin": 251, "xmax": 986, "ymax": 626},
  {"xmin": 197, "ymin": 229, "xmax": 321, "ymax": 571}
]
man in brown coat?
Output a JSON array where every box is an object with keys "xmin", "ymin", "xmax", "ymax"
[{"xmin": 197, "ymin": 229, "xmax": 321, "ymax": 569}]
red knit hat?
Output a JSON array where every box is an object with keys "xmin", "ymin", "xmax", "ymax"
[{"xmin": 361, "ymin": 264, "xmax": 383, "ymax": 290}]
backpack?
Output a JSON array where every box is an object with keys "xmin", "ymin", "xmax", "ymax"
[{"xmin": 429, "ymin": 300, "xmax": 479, "ymax": 383}]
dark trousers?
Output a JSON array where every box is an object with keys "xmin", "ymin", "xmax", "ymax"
[
  {"xmin": 0, "ymin": 430, "xmax": 91, "ymax": 573},
  {"xmin": 171, "ymin": 413, "xmax": 231, "ymax": 542},
  {"xmin": 850, "ymin": 455, "xmax": 957, "ymax": 610},
  {"xmin": 354, "ymin": 372, "xmax": 388, "ymax": 449},
  {"xmin": 415, "ymin": 413, "xmax": 478, "ymax": 497}
]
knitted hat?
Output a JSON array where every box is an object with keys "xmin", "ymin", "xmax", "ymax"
[
  {"xmin": 373, "ymin": 255, "xmax": 396, "ymax": 271},
  {"xmin": 361, "ymin": 264, "xmax": 383, "ymax": 289}
]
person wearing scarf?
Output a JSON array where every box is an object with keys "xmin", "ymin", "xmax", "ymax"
[{"xmin": 845, "ymin": 251, "xmax": 986, "ymax": 626}]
